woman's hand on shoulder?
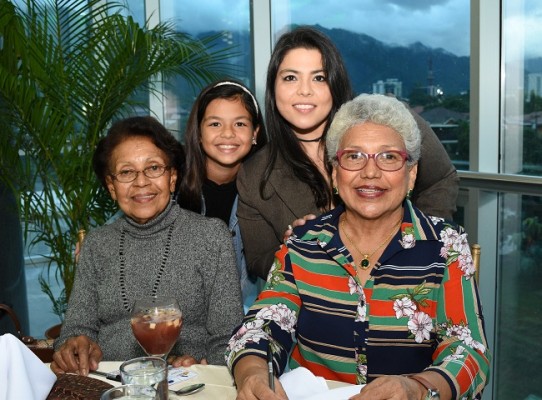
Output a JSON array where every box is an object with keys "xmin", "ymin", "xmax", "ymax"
[
  {"xmin": 282, "ymin": 214, "xmax": 317, "ymax": 242},
  {"xmin": 169, "ymin": 355, "xmax": 208, "ymax": 368},
  {"xmin": 50, "ymin": 335, "xmax": 102, "ymax": 376}
]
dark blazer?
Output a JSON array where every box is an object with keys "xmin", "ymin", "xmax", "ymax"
[{"xmin": 237, "ymin": 112, "xmax": 459, "ymax": 279}]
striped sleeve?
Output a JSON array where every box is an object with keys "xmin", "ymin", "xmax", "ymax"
[
  {"xmin": 429, "ymin": 227, "xmax": 491, "ymax": 399},
  {"xmin": 225, "ymin": 244, "xmax": 301, "ymax": 374}
]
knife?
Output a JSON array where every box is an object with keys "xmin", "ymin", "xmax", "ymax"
[{"xmin": 89, "ymin": 370, "xmax": 122, "ymax": 382}]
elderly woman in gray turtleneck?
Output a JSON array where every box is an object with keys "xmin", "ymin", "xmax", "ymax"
[{"xmin": 51, "ymin": 116, "xmax": 243, "ymax": 377}]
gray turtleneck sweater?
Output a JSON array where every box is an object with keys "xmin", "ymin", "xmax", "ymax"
[{"xmin": 55, "ymin": 202, "xmax": 244, "ymax": 365}]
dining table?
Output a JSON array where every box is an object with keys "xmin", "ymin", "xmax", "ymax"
[
  {"xmin": 71, "ymin": 361, "xmax": 237, "ymax": 399},
  {"xmin": 45, "ymin": 361, "xmax": 237, "ymax": 400},
  {"xmin": 47, "ymin": 361, "xmax": 354, "ymax": 399}
]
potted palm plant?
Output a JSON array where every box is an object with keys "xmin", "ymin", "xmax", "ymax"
[{"xmin": 0, "ymin": 0, "xmax": 234, "ymax": 322}]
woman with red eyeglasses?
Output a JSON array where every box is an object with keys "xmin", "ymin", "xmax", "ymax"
[{"xmin": 227, "ymin": 94, "xmax": 489, "ymax": 400}]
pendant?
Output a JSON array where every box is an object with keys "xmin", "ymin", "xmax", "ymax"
[{"xmin": 360, "ymin": 255, "xmax": 370, "ymax": 270}]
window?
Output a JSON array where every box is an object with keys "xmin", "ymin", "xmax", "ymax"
[
  {"xmin": 495, "ymin": 194, "xmax": 542, "ymax": 399},
  {"xmin": 494, "ymin": 1, "xmax": 542, "ymax": 398},
  {"xmin": 503, "ymin": 0, "xmax": 542, "ymax": 176},
  {"xmin": 159, "ymin": 0, "xmax": 252, "ymax": 141}
]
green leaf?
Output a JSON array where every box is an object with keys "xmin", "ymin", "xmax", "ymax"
[{"xmin": 0, "ymin": 0, "xmax": 235, "ymax": 318}]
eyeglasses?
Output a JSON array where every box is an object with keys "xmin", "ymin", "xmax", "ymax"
[
  {"xmin": 335, "ymin": 150, "xmax": 409, "ymax": 172},
  {"xmin": 110, "ymin": 165, "xmax": 171, "ymax": 183}
]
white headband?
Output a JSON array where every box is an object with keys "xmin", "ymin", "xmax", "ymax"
[{"xmin": 213, "ymin": 81, "xmax": 259, "ymax": 115}]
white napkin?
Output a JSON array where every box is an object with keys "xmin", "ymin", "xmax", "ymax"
[
  {"xmin": 279, "ymin": 367, "xmax": 328, "ymax": 399},
  {"xmin": 279, "ymin": 367, "xmax": 363, "ymax": 400},
  {"xmin": 0, "ymin": 333, "xmax": 57, "ymax": 400}
]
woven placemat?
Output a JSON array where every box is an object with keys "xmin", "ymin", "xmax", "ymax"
[{"xmin": 46, "ymin": 373, "xmax": 114, "ymax": 400}]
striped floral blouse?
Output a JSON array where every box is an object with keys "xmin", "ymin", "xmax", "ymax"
[{"xmin": 226, "ymin": 200, "xmax": 490, "ymax": 399}]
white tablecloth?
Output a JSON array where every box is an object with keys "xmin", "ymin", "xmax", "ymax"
[
  {"xmin": 93, "ymin": 361, "xmax": 237, "ymax": 399},
  {"xmin": 60, "ymin": 361, "xmax": 357, "ymax": 399}
]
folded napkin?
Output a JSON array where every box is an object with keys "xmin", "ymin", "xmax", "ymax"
[
  {"xmin": 0, "ymin": 333, "xmax": 57, "ymax": 400},
  {"xmin": 279, "ymin": 367, "xmax": 364, "ymax": 400}
]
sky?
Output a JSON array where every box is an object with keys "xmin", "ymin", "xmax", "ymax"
[
  {"xmin": 273, "ymin": 0, "xmax": 470, "ymax": 56},
  {"xmin": 161, "ymin": 0, "xmax": 542, "ymax": 59},
  {"xmin": 503, "ymin": 0, "xmax": 542, "ymax": 59},
  {"xmin": 12, "ymin": 1, "xmax": 542, "ymax": 58}
]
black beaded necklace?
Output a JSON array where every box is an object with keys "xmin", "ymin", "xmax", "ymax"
[
  {"xmin": 297, "ymin": 135, "xmax": 323, "ymax": 143},
  {"xmin": 118, "ymin": 224, "xmax": 175, "ymax": 312}
]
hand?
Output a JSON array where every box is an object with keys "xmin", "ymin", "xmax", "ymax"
[
  {"xmin": 350, "ymin": 375, "xmax": 422, "ymax": 400},
  {"xmin": 236, "ymin": 372, "xmax": 288, "ymax": 400},
  {"xmin": 234, "ymin": 355, "xmax": 288, "ymax": 400},
  {"xmin": 282, "ymin": 214, "xmax": 317, "ymax": 242},
  {"xmin": 50, "ymin": 335, "xmax": 102, "ymax": 376},
  {"xmin": 170, "ymin": 355, "xmax": 208, "ymax": 368}
]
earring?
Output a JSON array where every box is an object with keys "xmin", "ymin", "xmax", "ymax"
[
  {"xmin": 406, "ymin": 189, "xmax": 413, "ymax": 199},
  {"xmin": 333, "ymin": 186, "xmax": 339, "ymax": 195},
  {"xmin": 252, "ymin": 137, "xmax": 257, "ymax": 145}
]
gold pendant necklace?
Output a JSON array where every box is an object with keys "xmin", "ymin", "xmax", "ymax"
[{"xmin": 341, "ymin": 214, "xmax": 402, "ymax": 270}]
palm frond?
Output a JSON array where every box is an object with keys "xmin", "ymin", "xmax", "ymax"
[{"xmin": 0, "ymin": 0, "xmax": 236, "ymax": 318}]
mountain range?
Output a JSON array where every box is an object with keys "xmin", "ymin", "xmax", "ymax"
[
  {"xmin": 318, "ymin": 24, "xmax": 470, "ymax": 97},
  {"xmin": 195, "ymin": 24, "xmax": 542, "ymax": 99}
]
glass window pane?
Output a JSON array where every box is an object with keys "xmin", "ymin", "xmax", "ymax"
[
  {"xmin": 159, "ymin": 0, "xmax": 252, "ymax": 141},
  {"xmin": 499, "ymin": 2, "xmax": 542, "ymax": 398},
  {"xmin": 496, "ymin": 193, "xmax": 542, "ymax": 398},
  {"xmin": 271, "ymin": 0, "xmax": 470, "ymax": 169},
  {"xmin": 115, "ymin": 1, "xmax": 148, "ymax": 111},
  {"xmin": 114, "ymin": 0, "xmax": 145, "ymax": 26},
  {"xmin": 503, "ymin": 0, "xmax": 542, "ymax": 176}
]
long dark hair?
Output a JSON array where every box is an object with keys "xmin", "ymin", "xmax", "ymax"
[
  {"xmin": 263, "ymin": 26, "xmax": 353, "ymax": 210},
  {"xmin": 93, "ymin": 116, "xmax": 185, "ymax": 192},
  {"xmin": 177, "ymin": 79, "xmax": 267, "ymax": 212}
]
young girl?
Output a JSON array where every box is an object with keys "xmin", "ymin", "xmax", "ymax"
[
  {"xmin": 177, "ymin": 80, "xmax": 267, "ymax": 311},
  {"xmin": 237, "ymin": 26, "xmax": 460, "ymax": 280}
]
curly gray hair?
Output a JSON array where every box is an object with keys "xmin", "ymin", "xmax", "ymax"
[{"xmin": 326, "ymin": 93, "xmax": 421, "ymax": 166}]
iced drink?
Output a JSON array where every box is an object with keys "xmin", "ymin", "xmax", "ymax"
[{"xmin": 131, "ymin": 307, "xmax": 182, "ymax": 357}]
